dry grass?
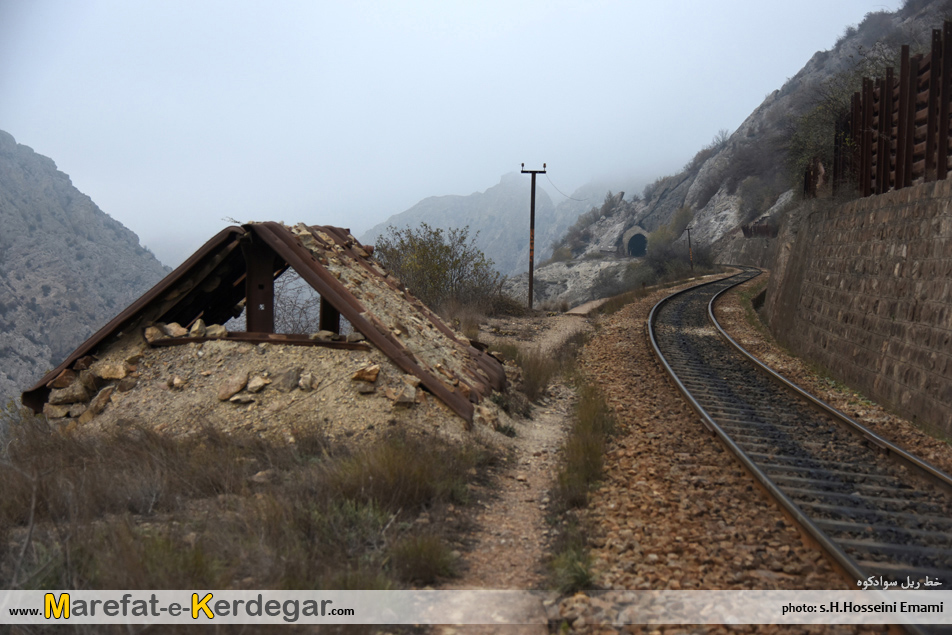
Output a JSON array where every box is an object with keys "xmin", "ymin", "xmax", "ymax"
[
  {"xmin": 553, "ymin": 382, "xmax": 615, "ymax": 510},
  {"xmin": 490, "ymin": 331, "xmax": 589, "ymax": 407},
  {"xmin": 0, "ymin": 415, "xmax": 494, "ymax": 592},
  {"xmin": 547, "ymin": 377, "xmax": 614, "ymax": 595}
]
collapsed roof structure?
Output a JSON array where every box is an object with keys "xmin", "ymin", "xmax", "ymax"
[{"xmin": 23, "ymin": 223, "xmax": 507, "ymax": 426}]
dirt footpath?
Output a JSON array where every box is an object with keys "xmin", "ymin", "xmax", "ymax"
[{"xmin": 430, "ymin": 273, "xmax": 952, "ymax": 633}]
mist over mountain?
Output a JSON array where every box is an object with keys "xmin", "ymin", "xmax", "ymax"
[
  {"xmin": 359, "ymin": 172, "xmax": 651, "ymax": 278},
  {"xmin": 627, "ymin": 0, "xmax": 952, "ymax": 246},
  {"xmin": 509, "ymin": 0, "xmax": 952, "ymax": 307},
  {"xmin": 0, "ymin": 130, "xmax": 170, "ymax": 405}
]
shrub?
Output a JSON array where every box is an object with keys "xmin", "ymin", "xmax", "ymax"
[
  {"xmin": 738, "ymin": 176, "xmax": 784, "ymax": 224},
  {"xmin": 683, "ymin": 129, "xmax": 730, "ymax": 174},
  {"xmin": 389, "ymin": 533, "xmax": 457, "ymax": 584},
  {"xmin": 547, "ymin": 245, "xmax": 573, "ymax": 263},
  {"xmin": 374, "ymin": 223, "xmax": 503, "ymax": 312}
]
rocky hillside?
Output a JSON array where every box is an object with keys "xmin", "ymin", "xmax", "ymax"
[
  {"xmin": 358, "ymin": 172, "xmax": 644, "ymax": 278},
  {"xmin": 514, "ymin": 0, "xmax": 952, "ymax": 306},
  {"xmin": 0, "ymin": 130, "xmax": 170, "ymax": 405},
  {"xmin": 640, "ymin": 0, "xmax": 952, "ymax": 247}
]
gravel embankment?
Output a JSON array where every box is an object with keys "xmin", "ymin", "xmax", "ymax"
[{"xmin": 557, "ymin": 275, "xmax": 892, "ymax": 634}]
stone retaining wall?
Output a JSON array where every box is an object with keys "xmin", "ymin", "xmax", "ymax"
[{"xmin": 764, "ymin": 180, "xmax": 952, "ymax": 436}]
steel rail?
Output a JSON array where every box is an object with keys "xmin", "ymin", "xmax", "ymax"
[
  {"xmin": 646, "ymin": 270, "xmax": 869, "ymax": 583},
  {"xmin": 647, "ymin": 268, "xmax": 952, "ymax": 635},
  {"xmin": 707, "ymin": 273, "xmax": 952, "ymax": 498}
]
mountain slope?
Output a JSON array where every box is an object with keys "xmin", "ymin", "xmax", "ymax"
[
  {"xmin": 360, "ymin": 173, "xmax": 575, "ymax": 277},
  {"xmin": 636, "ymin": 0, "xmax": 952, "ymax": 246},
  {"xmin": 0, "ymin": 130, "xmax": 170, "ymax": 404}
]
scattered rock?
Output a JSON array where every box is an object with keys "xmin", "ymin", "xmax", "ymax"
[
  {"xmin": 298, "ymin": 372, "xmax": 314, "ymax": 391},
  {"xmin": 162, "ymin": 322, "xmax": 189, "ymax": 337},
  {"xmin": 205, "ymin": 324, "xmax": 228, "ymax": 339},
  {"xmin": 218, "ymin": 372, "xmax": 249, "ymax": 401},
  {"xmin": 356, "ymin": 382, "xmax": 377, "ymax": 394},
  {"xmin": 250, "ymin": 469, "xmax": 276, "ymax": 484},
  {"xmin": 170, "ymin": 375, "xmax": 188, "ymax": 390},
  {"xmin": 48, "ymin": 381, "xmax": 91, "ymax": 405},
  {"xmin": 143, "ymin": 326, "xmax": 166, "ymax": 344},
  {"xmin": 43, "ymin": 403, "xmax": 72, "ymax": 418},
  {"xmin": 47, "ymin": 368, "xmax": 77, "ymax": 389},
  {"xmin": 309, "ymin": 330, "xmax": 337, "ymax": 341},
  {"xmin": 94, "ymin": 362, "xmax": 128, "ymax": 380},
  {"xmin": 229, "ymin": 394, "xmax": 255, "ymax": 404},
  {"xmin": 189, "ymin": 319, "xmax": 207, "ymax": 338},
  {"xmin": 352, "ymin": 364, "xmax": 380, "ymax": 383},
  {"xmin": 272, "ymin": 368, "xmax": 301, "ymax": 392},
  {"xmin": 346, "ymin": 331, "xmax": 366, "ymax": 343},
  {"xmin": 247, "ymin": 375, "xmax": 271, "ymax": 393},
  {"xmin": 78, "ymin": 385, "xmax": 116, "ymax": 424},
  {"xmin": 117, "ymin": 376, "xmax": 139, "ymax": 392}
]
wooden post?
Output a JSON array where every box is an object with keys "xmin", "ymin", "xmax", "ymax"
[
  {"xmin": 940, "ymin": 21, "xmax": 952, "ymax": 180},
  {"xmin": 876, "ymin": 78, "xmax": 886, "ymax": 195},
  {"xmin": 862, "ymin": 77, "xmax": 874, "ymax": 197},
  {"xmin": 906, "ymin": 54, "xmax": 919, "ymax": 187},
  {"xmin": 897, "ymin": 46, "xmax": 910, "ymax": 189},
  {"xmin": 885, "ymin": 67, "xmax": 895, "ymax": 192},
  {"xmin": 926, "ymin": 28, "xmax": 942, "ymax": 180}
]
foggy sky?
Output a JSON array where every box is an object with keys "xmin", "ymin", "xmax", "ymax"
[{"xmin": 1, "ymin": 0, "xmax": 903, "ymax": 268}]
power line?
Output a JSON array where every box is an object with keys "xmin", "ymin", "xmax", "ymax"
[{"xmin": 545, "ymin": 173, "xmax": 588, "ymax": 202}]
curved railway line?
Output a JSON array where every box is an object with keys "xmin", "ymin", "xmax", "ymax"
[{"xmin": 648, "ymin": 267, "xmax": 952, "ymax": 619}]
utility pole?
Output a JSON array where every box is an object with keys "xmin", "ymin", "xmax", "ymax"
[
  {"xmin": 686, "ymin": 226, "xmax": 694, "ymax": 273},
  {"xmin": 521, "ymin": 162, "xmax": 546, "ymax": 310}
]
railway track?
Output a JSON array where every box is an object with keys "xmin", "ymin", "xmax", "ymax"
[{"xmin": 648, "ymin": 267, "xmax": 952, "ymax": 604}]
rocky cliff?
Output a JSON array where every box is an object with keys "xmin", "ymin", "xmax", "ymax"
[
  {"xmin": 518, "ymin": 0, "xmax": 952, "ymax": 306},
  {"xmin": 643, "ymin": 0, "xmax": 952, "ymax": 248},
  {"xmin": 0, "ymin": 130, "xmax": 170, "ymax": 405}
]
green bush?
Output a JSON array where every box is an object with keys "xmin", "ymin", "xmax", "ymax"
[{"xmin": 375, "ymin": 222, "xmax": 503, "ymax": 312}]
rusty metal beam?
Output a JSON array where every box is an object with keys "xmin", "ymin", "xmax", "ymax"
[
  {"xmin": 241, "ymin": 235, "xmax": 278, "ymax": 333},
  {"xmin": 319, "ymin": 296, "xmax": 341, "ymax": 334},
  {"xmin": 248, "ymin": 222, "xmax": 481, "ymax": 423},
  {"xmin": 148, "ymin": 332, "xmax": 370, "ymax": 350}
]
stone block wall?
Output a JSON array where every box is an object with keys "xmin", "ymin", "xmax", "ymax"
[{"xmin": 763, "ymin": 180, "xmax": 952, "ymax": 436}]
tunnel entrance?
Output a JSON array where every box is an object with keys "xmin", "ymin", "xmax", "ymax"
[{"xmin": 627, "ymin": 234, "xmax": 647, "ymax": 257}]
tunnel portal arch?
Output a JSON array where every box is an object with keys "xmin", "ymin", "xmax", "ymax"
[
  {"xmin": 627, "ymin": 234, "xmax": 647, "ymax": 257},
  {"xmin": 621, "ymin": 226, "xmax": 649, "ymax": 257}
]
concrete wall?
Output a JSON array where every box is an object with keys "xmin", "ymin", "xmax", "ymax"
[{"xmin": 764, "ymin": 180, "xmax": 952, "ymax": 436}]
